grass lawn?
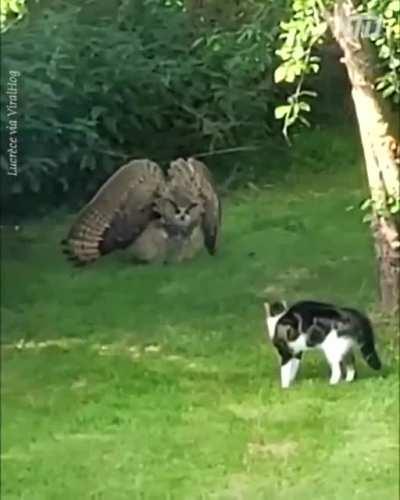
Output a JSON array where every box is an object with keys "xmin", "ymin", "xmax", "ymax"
[{"xmin": 1, "ymin": 130, "xmax": 399, "ymax": 499}]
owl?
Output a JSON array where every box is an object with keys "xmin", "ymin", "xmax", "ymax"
[{"xmin": 62, "ymin": 157, "xmax": 221, "ymax": 265}]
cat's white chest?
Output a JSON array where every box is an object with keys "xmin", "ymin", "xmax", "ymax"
[
  {"xmin": 266, "ymin": 315, "xmax": 284, "ymax": 340},
  {"xmin": 287, "ymin": 334, "xmax": 309, "ymax": 354}
]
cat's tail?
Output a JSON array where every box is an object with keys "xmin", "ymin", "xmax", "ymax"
[
  {"xmin": 360, "ymin": 341, "xmax": 382, "ymax": 370},
  {"xmin": 343, "ymin": 307, "xmax": 382, "ymax": 370},
  {"xmin": 357, "ymin": 313, "xmax": 382, "ymax": 370}
]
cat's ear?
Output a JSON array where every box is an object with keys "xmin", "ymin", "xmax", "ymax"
[
  {"xmin": 263, "ymin": 302, "xmax": 271, "ymax": 316},
  {"xmin": 268, "ymin": 301, "xmax": 287, "ymax": 316}
]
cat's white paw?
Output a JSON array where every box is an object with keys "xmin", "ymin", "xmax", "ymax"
[
  {"xmin": 329, "ymin": 374, "xmax": 342, "ymax": 385},
  {"xmin": 280, "ymin": 362, "xmax": 293, "ymax": 389},
  {"xmin": 329, "ymin": 363, "xmax": 342, "ymax": 385},
  {"xmin": 345, "ymin": 367, "xmax": 356, "ymax": 382}
]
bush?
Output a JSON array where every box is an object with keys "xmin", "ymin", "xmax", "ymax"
[{"xmin": 1, "ymin": 0, "xmax": 284, "ymax": 216}]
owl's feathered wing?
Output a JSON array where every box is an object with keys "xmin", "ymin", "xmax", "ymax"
[
  {"xmin": 62, "ymin": 159, "xmax": 164, "ymax": 264},
  {"xmin": 168, "ymin": 157, "xmax": 221, "ymax": 254}
]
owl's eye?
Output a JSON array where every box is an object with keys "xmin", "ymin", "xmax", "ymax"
[
  {"xmin": 186, "ymin": 202, "xmax": 198, "ymax": 213},
  {"xmin": 166, "ymin": 199, "xmax": 179, "ymax": 212}
]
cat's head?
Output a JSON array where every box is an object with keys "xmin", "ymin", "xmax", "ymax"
[{"xmin": 263, "ymin": 300, "xmax": 289, "ymax": 340}]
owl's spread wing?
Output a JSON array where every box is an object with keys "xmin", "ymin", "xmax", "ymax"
[
  {"xmin": 168, "ymin": 157, "xmax": 221, "ymax": 254},
  {"xmin": 62, "ymin": 159, "xmax": 164, "ymax": 264}
]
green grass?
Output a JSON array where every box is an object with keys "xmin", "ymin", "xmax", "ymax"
[{"xmin": 1, "ymin": 130, "xmax": 399, "ymax": 499}]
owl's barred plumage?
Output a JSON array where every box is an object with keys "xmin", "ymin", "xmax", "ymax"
[{"xmin": 62, "ymin": 158, "xmax": 221, "ymax": 265}]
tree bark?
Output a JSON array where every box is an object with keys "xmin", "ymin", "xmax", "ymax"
[{"xmin": 327, "ymin": 0, "xmax": 400, "ymax": 313}]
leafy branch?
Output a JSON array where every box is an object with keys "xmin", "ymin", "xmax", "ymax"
[{"xmin": 274, "ymin": 0, "xmax": 400, "ymax": 138}]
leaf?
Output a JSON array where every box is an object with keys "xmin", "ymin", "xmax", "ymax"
[
  {"xmin": 389, "ymin": 58, "xmax": 400, "ymax": 69},
  {"xmin": 274, "ymin": 65, "xmax": 287, "ymax": 83},
  {"xmin": 285, "ymin": 65, "xmax": 299, "ymax": 83},
  {"xmin": 389, "ymin": 0, "xmax": 400, "ymax": 11},
  {"xmin": 376, "ymin": 79, "xmax": 386, "ymax": 90},
  {"xmin": 382, "ymin": 85, "xmax": 396, "ymax": 98},
  {"xmin": 379, "ymin": 45, "xmax": 391, "ymax": 59},
  {"xmin": 191, "ymin": 37, "xmax": 204, "ymax": 49},
  {"xmin": 9, "ymin": 0, "xmax": 26, "ymax": 15},
  {"xmin": 298, "ymin": 115, "xmax": 310, "ymax": 127},
  {"xmin": 292, "ymin": 46, "xmax": 304, "ymax": 60},
  {"xmin": 299, "ymin": 101, "xmax": 311, "ymax": 112},
  {"xmin": 362, "ymin": 213, "xmax": 374, "ymax": 224},
  {"xmin": 275, "ymin": 105, "xmax": 290, "ymax": 119},
  {"xmin": 315, "ymin": 22, "xmax": 328, "ymax": 38},
  {"xmin": 360, "ymin": 198, "xmax": 373, "ymax": 211}
]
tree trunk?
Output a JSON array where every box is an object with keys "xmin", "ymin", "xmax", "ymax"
[{"xmin": 327, "ymin": 0, "xmax": 400, "ymax": 313}]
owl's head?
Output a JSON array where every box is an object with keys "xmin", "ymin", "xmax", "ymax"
[{"xmin": 155, "ymin": 188, "xmax": 203, "ymax": 235}]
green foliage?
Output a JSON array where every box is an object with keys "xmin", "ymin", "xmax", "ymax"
[
  {"xmin": 274, "ymin": 0, "xmax": 400, "ymax": 136},
  {"xmin": 361, "ymin": 193, "xmax": 400, "ymax": 223},
  {"xmin": 370, "ymin": 0, "xmax": 400, "ymax": 102},
  {"xmin": 273, "ymin": 0, "xmax": 327, "ymax": 138},
  {"xmin": 0, "ymin": 0, "xmax": 27, "ymax": 33},
  {"xmin": 1, "ymin": 0, "xmax": 284, "ymax": 215},
  {"xmin": 2, "ymin": 141, "xmax": 398, "ymax": 498}
]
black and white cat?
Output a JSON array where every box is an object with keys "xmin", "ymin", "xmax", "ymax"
[{"xmin": 264, "ymin": 300, "xmax": 382, "ymax": 388}]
